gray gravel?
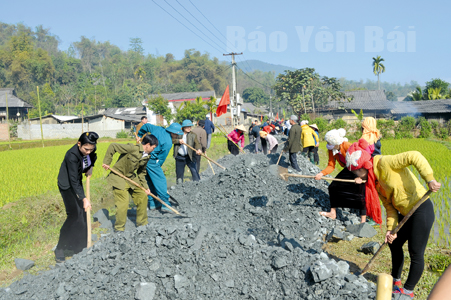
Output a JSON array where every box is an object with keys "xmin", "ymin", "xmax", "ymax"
[{"xmin": 1, "ymin": 138, "xmax": 377, "ymax": 300}]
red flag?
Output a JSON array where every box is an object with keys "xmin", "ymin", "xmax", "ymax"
[
  {"xmin": 216, "ymin": 85, "xmax": 230, "ymax": 117},
  {"xmin": 275, "ymin": 113, "xmax": 279, "ymax": 120},
  {"xmin": 260, "ymin": 115, "xmax": 263, "ymax": 122}
]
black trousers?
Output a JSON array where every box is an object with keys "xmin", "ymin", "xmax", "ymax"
[
  {"xmin": 261, "ymin": 138, "xmax": 268, "ymax": 155},
  {"xmin": 302, "ymin": 146, "xmax": 314, "ymax": 155},
  {"xmin": 57, "ymin": 187, "xmax": 87, "ymax": 254},
  {"xmin": 175, "ymin": 154, "xmax": 200, "ymax": 182},
  {"xmin": 312, "ymin": 146, "xmax": 319, "ymax": 164},
  {"xmin": 227, "ymin": 140, "xmax": 240, "ymax": 156},
  {"xmin": 193, "ymin": 153, "xmax": 202, "ymax": 173},
  {"xmin": 389, "ymin": 199, "xmax": 434, "ymax": 290},
  {"xmin": 328, "ymin": 168, "xmax": 366, "ymax": 215},
  {"xmin": 289, "ymin": 152, "xmax": 301, "ymax": 172}
]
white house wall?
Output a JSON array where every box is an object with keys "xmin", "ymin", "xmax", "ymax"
[
  {"xmin": 88, "ymin": 116, "xmax": 125, "ymax": 137},
  {"xmin": 18, "ymin": 116, "xmax": 126, "ymax": 140}
]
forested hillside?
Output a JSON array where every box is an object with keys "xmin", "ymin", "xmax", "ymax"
[
  {"xmin": 0, "ymin": 22, "xmax": 427, "ymax": 118},
  {"xmin": 0, "ymin": 22, "xmax": 275, "ymax": 117}
]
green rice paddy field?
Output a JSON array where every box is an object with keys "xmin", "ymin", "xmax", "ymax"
[{"xmin": 0, "ymin": 138, "xmax": 450, "ymax": 246}]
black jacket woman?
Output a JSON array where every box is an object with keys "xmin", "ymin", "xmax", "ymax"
[{"xmin": 55, "ymin": 132, "xmax": 99, "ymax": 262}]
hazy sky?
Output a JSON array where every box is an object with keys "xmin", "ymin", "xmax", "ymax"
[{"xmin": 2, "ymin": 0, "xmax": 450, "ymax": 86}]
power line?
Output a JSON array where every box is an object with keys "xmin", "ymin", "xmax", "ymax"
[
  {"xmin": 186, "ymin": 0, "xmax": 255, "ymax": 73},
  {"xmin": 237, "ymin": 66, "xmax": 273, "ymax": 90},
  {"xmin": 162, "ymin": 0, "xmax": 225, "ymax": 52},
  {"xmin": 151, "ymin": 0, "xmax": 222, "ymax": 53},
  {"xmin": 175, "ymin": 0, "xmax": 225, "ymax": 48}
]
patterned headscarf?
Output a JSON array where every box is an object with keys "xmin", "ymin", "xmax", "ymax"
[
  {"xmin": 346, "ymin": 138, "xmax": 382, "ymax": 224},
  {"xmin": 361, "ymin": 117, "xmax": 381, "ymax": 145}
]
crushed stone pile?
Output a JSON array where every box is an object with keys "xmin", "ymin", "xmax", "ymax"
[{"xmin": 1, "ymin": 140, "xmax": 377, "ymax": 300}]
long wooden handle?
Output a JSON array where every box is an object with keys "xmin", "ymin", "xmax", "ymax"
[
  {"xmin": 86, "ymin": 177, "xmax": 92, "ymax": 248},
  {"xmin": 219, "ymin": 124, "xmax": 244, "ymax": 153},
  {"xmin": 107, "ymin": 167, "xmax": 181, "ymax": 215},
  {"xmin": 360, "ymin": 190, "xmax": 433, "ymax": 275},
  {"xmin": 205, "ymin": 152, "xmax": 215, "ymax": 175},
  {"xmin": 276, "ymin": 150, "xmax": 284, "ymax": 165},
  {"xmin": 182, "ymin": 142, "xmax": 226, "ymax": 170},
  {"xmin": 284, "ymin": 173, "xmax": 366, "ymax": 183}
]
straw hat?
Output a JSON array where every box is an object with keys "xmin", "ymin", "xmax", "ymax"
[
  {"xmin": 235, "ymin": 124, "xmax": 246, "ymax": 132},
  {"xmin": 309, "ymin": 124, "xmax": 319, "ymax": 131},
  {"xmin": 259, "ymin": 131, "xmax": 268, "ymax": 138}
]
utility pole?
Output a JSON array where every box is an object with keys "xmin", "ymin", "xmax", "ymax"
[
  {"xmin": 269, "ymin": 95, "xmax": 272, "ymax": 119},
  {"xmin": 223, "ymin": 52, "xmax": 242, "ymax": 127}
]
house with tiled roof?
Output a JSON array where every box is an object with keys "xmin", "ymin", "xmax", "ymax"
[
  {"xmin": 0, "ymin": 88, "xmax": 33, "ymax": 121},
  {"xmin": 391, "ymin": 99, "xmax": 451, "ymax": 121},
  {"xmin": 319, "ymin": 90, "xmax": 394, "ymax": 121}
]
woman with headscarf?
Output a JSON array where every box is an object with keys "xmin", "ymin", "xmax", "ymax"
[
  {"xmin": 56, "ymin": 132, "xmax": 99, "ymax": 262},
  {"xmin": 227, "ymin": 124, "xmax": 246, "ymax": 156},
  {"xmin": 346, "ymin": 138, "xmax": 440, "ymax": 299},
  {"xmin": 361, "ymin": 117, "xmax": 382, "ymax": 156},
  {"xmin": 314, "ymin": 128, "xmax": 371, "ymax": 223}
]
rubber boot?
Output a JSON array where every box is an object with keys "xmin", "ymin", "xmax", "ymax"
[{"xmin": 309, "ymin": 152, "xmax": 315, "ymax": 164}]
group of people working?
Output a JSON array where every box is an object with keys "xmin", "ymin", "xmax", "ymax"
[
  {"xmin": 314, "ymin": 116, "xmax": 440, "ymax": 299},
  {"xmin": 55, "ymin": 115, "xmax": 216, "ymax": 262},
  {"xmin": 55, "ymin": 114, "xmax": 442, "ymax": 298}
]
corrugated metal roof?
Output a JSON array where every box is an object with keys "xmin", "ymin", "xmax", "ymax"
[
  {"xmin": 391, "ymin": 99, "xmax": 451, "ymax": 114},
  {"xmin": 53, "ymin": 115, "xmax": 79, "ymax": 121},
  {"xmin": 98, "ymin": 106, "xmax": 146, "ymax": 116},
  {"xmin": 0, "ymin": 89, "xmax": 33, "ymax": 108}
]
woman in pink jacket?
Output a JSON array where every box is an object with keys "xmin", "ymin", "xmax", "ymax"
[{"xmin": 227, "ymin": 124, "xmax": 246, "ymax": 156}]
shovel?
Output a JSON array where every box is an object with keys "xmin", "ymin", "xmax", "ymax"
[
  {"xmin": 359, "ymin": 190, "xmax": 433, "ymax": 275},
  {"xmin": 86, "ymin": 177, "xmax": 92, "ymax": 248},
  {"xmin": 106, "ymin": 166, "xmax": 184, "ymax": 216}
]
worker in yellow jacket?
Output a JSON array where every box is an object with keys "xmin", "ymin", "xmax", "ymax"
[
  {"xmin": 300, "ymin": 121, "xmax": 319, "ymax": 164},
  {"xmin": 346, "ymin": 138, "xmax": 441, "ymax": 299}
]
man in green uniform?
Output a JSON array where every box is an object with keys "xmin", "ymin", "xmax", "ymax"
[{"xmin": 102, "ymin": 135, "xmax": 158, "ymax": 232}]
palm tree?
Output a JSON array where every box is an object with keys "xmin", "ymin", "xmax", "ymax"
[
  {"xmin": 205, "ymin": 96, "xmax": 217, "ymax": 119},
  {"xmin": 372, "ymin": 56, "xmax": 385, "ymax": 90},
  {"xmin": 411, "ymin": 86, "xmax": 424, "ymax": 101}
]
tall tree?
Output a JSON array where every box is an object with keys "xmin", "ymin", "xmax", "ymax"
[
  {"xmin": 372, "ymin": 56, "xmax": 385, "ymax": 90},
  {"xmin": 273, "ymin": 68, "xmax": 346, "ymax": 116}
]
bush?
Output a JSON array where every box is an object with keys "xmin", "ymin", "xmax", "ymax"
[
  {"xmin": 116, "ymin": 130, "xmax": 128, "ymax": 138},
  {"xmin": 418, "ymin": 117, "xmax": 432, "ymax": 138},
  {"xmin": 396, "ymin": 116, "xmax": 416, "ymax": 139},
  {"xmin": 329, "ymin": 118, "xmax": 347, "ymax": 130},
  {"xmin": 300, "ymin": 113, "xmax": 311, "ymax": 123},
  {"xmin": 377, "ymin": 119, "xmax": 395, "ymax": 139},
  {"xmin": 311, "ymin": 117, "xmax": 329, "ymax": 132},
  {"xmin": 9, "ymin": 121, "xmax": 18, "ymax": 138},
  {"xmin": 438, "ymin": 128, "xmax": 448, "ymax": 140},
  {"xmin": 398, "ymin": 116, "xmax": 416, "ymax": 131}
]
